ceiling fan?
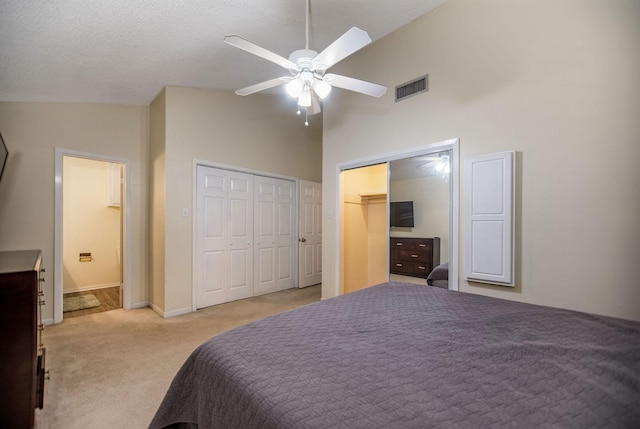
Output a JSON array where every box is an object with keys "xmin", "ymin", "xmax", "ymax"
[
  {"xmin": 415, "ymin": 153, "xmax": 450, "ymax": 174},
  {"xmin": 223, "ymin": 0, "xmax": 387, "ymax": 124}
]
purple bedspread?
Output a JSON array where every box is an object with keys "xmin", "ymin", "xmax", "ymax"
[{"xmin": 150, "ymin": 283, "xmax": 640, "ymax": 428}]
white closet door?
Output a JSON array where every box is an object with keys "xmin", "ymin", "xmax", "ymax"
[
  {"xmin": 254, "ymin": 176, "xmax": 295, "ymax": 296},
  {"xmin": 464, "ymin": 151, "xmax": 515, "ymax": 286},
  {"xmin": 227, "ymin": 172, "xmax": 254, "ymax": 301},
  {"xmin": 196, "ymin": 166, "xmax": 253, "ymax": 308},
  {"xmin": 274, "ymin": 179, "xmax": 295, "ymax": 291},
  {"xmin": 298, "ymin": 180, "xmax": 322, "ymax": 288}
]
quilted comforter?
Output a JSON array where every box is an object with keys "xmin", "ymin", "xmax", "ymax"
[{"xmin": 150, "ymin": 283, "xmax": 640, "ymax": 428}]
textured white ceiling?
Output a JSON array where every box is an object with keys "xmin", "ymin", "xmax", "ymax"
[{"xmin": 0, "ymin": 0, "xmax": 446, "ymax": 105}]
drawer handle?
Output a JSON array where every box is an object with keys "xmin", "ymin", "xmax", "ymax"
[
  {"xmin": 395, "ymin": 243, "xmax": 403, "ymax": 246},
  {"xmin": 39, "ymin": 299, "xmax": 46, "ymax": 306},
  {"xmin": 411, "ymin": 254, "xmax": 418, "ymax": 258},
  {"xmin": 396, "ymin": 263, "xmax": 403, "ymax": 267},
  {"xmin": 419, "ymin": 244, "xmax": 426, "ymax": 247},
  {"xmin": 418, "ymin": 266, "xmax": 426, "ymax": 270}
]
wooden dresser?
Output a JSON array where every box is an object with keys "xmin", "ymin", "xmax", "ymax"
[
  {"xmin": 390, "ymin": 237, "xmax": 440, "ymax": 279},
  {"xmin": 0, "ymin": 250, "xmax": 46, "ymax": 428}
]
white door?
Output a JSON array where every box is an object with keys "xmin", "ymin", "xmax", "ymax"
[
  {"xmin": 299, "ymin": 180, "xmax": 322, "ymax": 288},
  {"xmin": 254, "ymin": 176, "xmax": 295, "ymax": 295},
  {"xmin": 196, "ymin": 166, "xmax": 254, "ymax": 308},
  {"xmin": 464, "ymin": 151, "xmax": 515, "ymax": 286}
]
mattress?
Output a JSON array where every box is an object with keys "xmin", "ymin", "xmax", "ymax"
[{"xmin": 150, "ymin": 282, "xmax": 640, "ymax": 428}]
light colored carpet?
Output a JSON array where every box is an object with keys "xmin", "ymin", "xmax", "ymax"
[
  {"xmin": 34, "ymin": 285, "xmax": 321, "ymax": 429},
  {"xmin": 63, "ymin": 294, "xmax": 101, "ymax": 312}
]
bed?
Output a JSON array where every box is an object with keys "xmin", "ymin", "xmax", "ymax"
[
  {"xmin": 426, "ymin": 262, "xmax": 448, "ymax": 289},
  {"xmin": 150, "ymin": 282, "xmax": 640, "ymax": 429}
]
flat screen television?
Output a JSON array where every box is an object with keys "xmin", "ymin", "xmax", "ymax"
[
  {"xmin": 390, "ymin": 201, "xmax": 414, "ymax": 227},
  {"xmin": 0, "ymin": 132, "xmax": 7, "ymax": 183}
]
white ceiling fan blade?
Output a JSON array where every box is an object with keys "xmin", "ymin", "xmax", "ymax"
[
  {"xmin": 235, "ymin": 77, "xmax": 290, "ymax": 96},
  {"xmin": 414, "ymin": 156, "xmax": 440, "ymax": 162},
  {"xmin": 417, "ymin": 161, "xmax": 438, "ymax": 170},
  {"xmin": 224, "ymin": 35, "xmax": 298, "ymax": 70},
  {"xmin": 324, "ymin": 74, "xmax": 387, "ymax": 97},
  {"xmin": 312, "ymin": 27, "xmax": 372, "ymax": 71}
]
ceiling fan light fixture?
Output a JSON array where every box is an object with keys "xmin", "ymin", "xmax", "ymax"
[
  {"xmin": 312, "ymin": 79, "xmax": 332, "ymax": 100},
  {"xmin": 285, "ymin": 78, "xmax": 303, "ymax": 98},
  {"xmin": 298, "ymin": 87, "xmax": 312, "ymax": 107}
]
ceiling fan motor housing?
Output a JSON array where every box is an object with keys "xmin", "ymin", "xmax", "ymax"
[{"xmin": 289, "ymin": 49, "xmax": 320, "ymax": 71}]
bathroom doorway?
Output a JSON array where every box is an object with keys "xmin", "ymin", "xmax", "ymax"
[{"xmin": 54, "ymin": 149, "xmax": 130, "ymax": 323}]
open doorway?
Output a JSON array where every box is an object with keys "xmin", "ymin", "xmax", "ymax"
[
  {"xmin": 54, "ymin": 149, "xmax": 130, "ymax": 323},
  {"xmin": 61, "ymin": 156, "xmax": 122, "ymax": 318}
]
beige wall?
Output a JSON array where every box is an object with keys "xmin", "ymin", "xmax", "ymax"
[
  {"xmin": 0, "ymin": 102, "xmax": 149, "ymax": 320},
  {"xmin": 62, "ymin": 157, "xmax": 121, "ymax": 291},
  {"xmin": 323, "ymin": 0, "xmax": 640, "ymax": 320},
  {"xmin": 153, "ymin": 86, "xmax": 322, "ymax": 314}
]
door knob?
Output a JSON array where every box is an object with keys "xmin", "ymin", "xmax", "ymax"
[{"xmin": 299, "ymin": 238, "xmax": 307, "ymax": 243}]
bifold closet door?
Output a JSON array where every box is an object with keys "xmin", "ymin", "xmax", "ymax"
[
  {"xmin": 196, "ymin": 166, "xmax": 254, "ymax": 308},
  {"xmin": 254, "ymin": 176, "xmax": 295, "ymax": 296}
]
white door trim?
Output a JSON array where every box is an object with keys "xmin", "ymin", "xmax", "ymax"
[
  {"xmin": 53, "ymin": 148, "xmax": 131, "ymax": 324},
  {"xmin": 335, "ymin": 138, "xmax": 460, "ymax": 296},
  {"xmin": 191, "ymin": 158, "xmax": 300, "ymax": 311}
]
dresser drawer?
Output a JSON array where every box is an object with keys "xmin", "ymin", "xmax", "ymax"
[
  {"xmin": 389, "ymin": 237, "xmax": 440, "ymax": 279},
  {"xmin": 390, "ymin": 238, "xmax": 416, "ymax": 251},
  {"xmin": 390, "ymin": 260, "xmax": 414, "ymax": 275}
]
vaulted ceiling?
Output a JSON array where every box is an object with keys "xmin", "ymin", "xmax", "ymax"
[{"xmin": 0, "ymin": 0, "xmax": 446, "ymax": 105}]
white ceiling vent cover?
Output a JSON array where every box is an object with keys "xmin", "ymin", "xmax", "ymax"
[{"xmin": 395, "ymin": 75, "xmax": 428, "ymax": 102}]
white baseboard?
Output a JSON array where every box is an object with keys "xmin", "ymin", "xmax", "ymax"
[
  {"xmin": 63, "ymin": 282, "xmax": 121, "ymax": 294},
  {"xmin": 150, "ymin": 302, "xmax": 193, "ymax": 318},
  {"xmin": 129, "ymin": 301, "xmax": 149, "ymax": 309},
  {"xmin": 43, "ymin": 318, "xmax": 55, "ymax": 326}
]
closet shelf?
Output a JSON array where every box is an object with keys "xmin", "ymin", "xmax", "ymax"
[{"xmin": 358, "ymin": 193, "xmax": 387, "ymax": 202}]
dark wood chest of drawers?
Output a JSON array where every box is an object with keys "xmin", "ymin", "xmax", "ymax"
[
  {"xmin": 0, "ymin": 250, "xmax": 46, "ymax": 428},
  {"xmin": 390, "ymin": 237, "xmax": 440, "ymax": 279}
]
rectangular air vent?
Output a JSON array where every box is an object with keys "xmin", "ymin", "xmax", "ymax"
[{"xmin": 395, "ymin": 75, "xmax": 428, "ymax": 102}]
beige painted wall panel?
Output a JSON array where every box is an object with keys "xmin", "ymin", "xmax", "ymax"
[
  {"xmin": 0, "ymin": 102, "xmax": 149, "ymax": 319},
  {"xmin": 323, "ymin": 0, "xmax": 640, "ymax": 321},
  {"xmin": 342, "ymin": 199, "xmax": 368, "ymax": 294},
  {"xmin": 367, "ymin": 200, "xmax": 388, "ymax": 286},
  {"xmin": 160, "ymin": 87, "xmax": 322, "ymax": 313}
]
